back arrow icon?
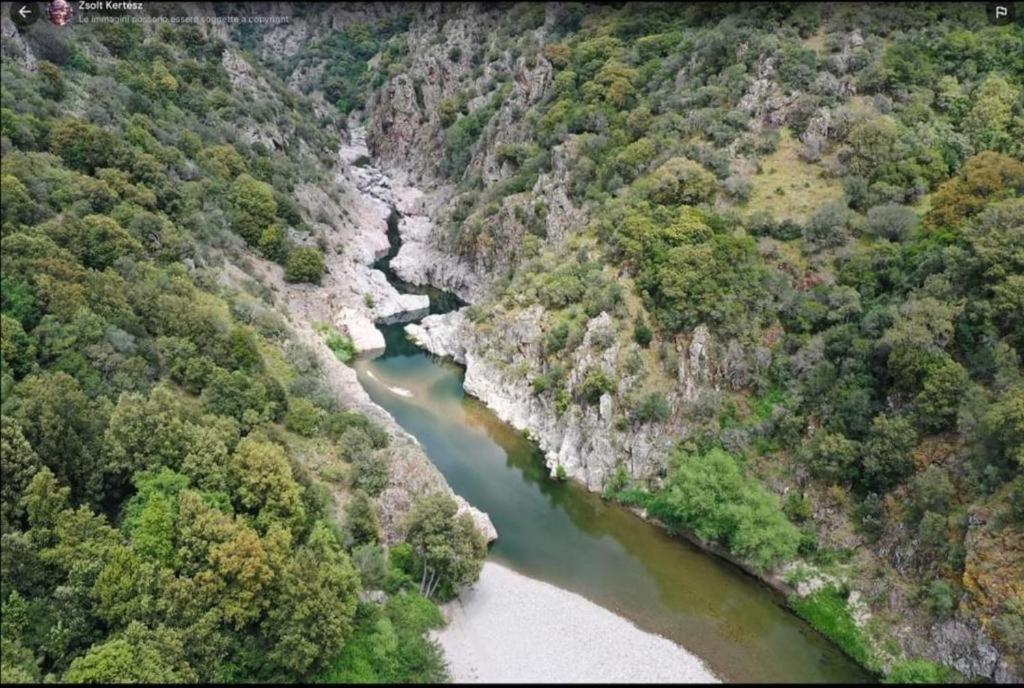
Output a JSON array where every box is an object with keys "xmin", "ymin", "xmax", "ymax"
[{"xmin": 19, "ymin": 6, "xmax": 31, "ymax": 17}]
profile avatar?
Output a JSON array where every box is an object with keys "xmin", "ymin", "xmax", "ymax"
[{"xmin": 47, "ymin": 0, "xmax": 73, "ymax": 26}]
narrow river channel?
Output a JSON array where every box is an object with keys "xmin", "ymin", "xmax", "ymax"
[{"xmin": 353, "ymin": 210, "xmax": 872, "ymax": 684}]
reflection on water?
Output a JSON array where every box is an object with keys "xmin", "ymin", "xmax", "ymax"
[
  {"xmin": 358, "ymin": 206, "xmax": 870, "ymax": 682},
  {"xmin": 354, "ymin": 336, "xmax": 872, "ymax": 683}
]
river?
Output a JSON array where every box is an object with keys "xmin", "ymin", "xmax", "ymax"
[{"xmin": 353, "ymin": 209, "xmax": 872, "ymax": 683}]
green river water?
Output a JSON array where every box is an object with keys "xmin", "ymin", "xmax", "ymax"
[{"xmin": 352, "ymin": 211, "xmax": 872, "ymax": 683}]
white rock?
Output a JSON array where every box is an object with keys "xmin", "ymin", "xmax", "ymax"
[{"xmin": 336, "ymin": 307, "xmax": 385, "ymax": 357}]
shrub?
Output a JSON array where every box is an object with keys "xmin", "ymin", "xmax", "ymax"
[
  {"xmin": 630, "ymin": 391, "xmax": 671, "ymax": 424},
  {"xmin": 229, "ymin": 173, "xmax": 276, "ymax": 245},
  {"xmin": 863, "ymin": 203, "xmax": 917, "ymax": 241},
  {"xmin": 345, "ymin": 490, "xmax": 380, "ymax": 546},
  {"xmin": 921, "ymin": 579, "xmax": 956, "ymax": 618},
  {"xmin": 580, "ymin": 369, "xmax": 615, "ymax": 404},
  {"xmin": 884, "ymin": 659, "xmax": 954, "ymax": 683},
  {"xmin": 803, "ymin": 200, "xmax": 852, "ymax": 251},
  {"xmin": 258, "ymin": 225, "xmax": 288, "ymax": 262},
  {"xmin": 284, "ymin": 397, "xmax": 326, "ymax": 437},
  {"xmin": 649, "ymin": 448, "xmax": 801, "ymax": 570},
  {"xmin": 350, "ymin": 452, "xmax": 389, "ymax": 497},
  {"xmin": 285, "ymin": 247, "xmax": 326, "ymax": 284},
  {"xmin": 324, "ymin": 330, "xmax": 357, "ymax": 363},
  {"xmin": 633, "ymin": 320, "xmax": 653, "ymax": 347}
]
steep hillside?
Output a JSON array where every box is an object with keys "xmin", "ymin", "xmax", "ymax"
[
  {"xmin": 248, "ymin": 2, "xmax": 1023, "ymax": 682},
  {"xmin": 0, "ymin": 6, "xmax": 492, "ymax": 683}
]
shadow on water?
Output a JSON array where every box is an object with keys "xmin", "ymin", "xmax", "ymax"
[{"xmin": 355, "ymin": 207, "xmax": 873, "ymax": 684}]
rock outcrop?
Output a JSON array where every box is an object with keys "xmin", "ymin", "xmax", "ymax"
[{"xmin": 407, "ymin": 308, "xmax": 702, "ymax": 491}]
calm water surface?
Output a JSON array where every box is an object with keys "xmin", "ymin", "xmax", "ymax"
[{"xmin": 353, "ymin": 211, "xmax": 872, "ymax": 683}]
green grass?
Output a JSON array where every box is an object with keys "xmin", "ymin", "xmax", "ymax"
[
  {"xmin": 315, "ymin": 323, "xmax": 357, "ymax": 363},
  {"xmin": 789, "ymin": 586, "xmax": 877, "ymax": 670}
]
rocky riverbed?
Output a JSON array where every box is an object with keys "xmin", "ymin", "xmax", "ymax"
[{"xmin": 434, "ymin": 562, "xmax": 719, "ymax": 684}]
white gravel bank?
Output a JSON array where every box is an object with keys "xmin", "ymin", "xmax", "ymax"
[{"xmin": 434, "ymin": 562, "xmax": 719, "ymax": 683}]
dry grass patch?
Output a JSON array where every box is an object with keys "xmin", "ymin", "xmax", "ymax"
[{"xmin": 749, "ymin": 128, "xmax": 843, "ymax": 223}]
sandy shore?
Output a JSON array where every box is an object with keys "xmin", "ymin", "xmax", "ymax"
[{"xmin": 433, "ymin": 562, "xmax": 719, "ymax": 683}]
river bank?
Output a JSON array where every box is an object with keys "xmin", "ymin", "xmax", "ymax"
[{"xmin": 434, "ymin": 562, "xmax": 719, "ymax": 684}]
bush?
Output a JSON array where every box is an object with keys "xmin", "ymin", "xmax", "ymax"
[
  {"xmin": 284, "ymin": 397, "xmax": 326, "ymax": 437},
  {"xmin": 285, "ymin": 247, "xmax": 326, "ymax": 284},
  {"xmin": 884, "ymin": 659, "xmax": 954, "ymax": 683},
  {"xmin": 229, "ymin": 173, "xmax": 276, "ymax": 245},
  {"xmin": 580, "ymin": 369, "xmax": 615, "ymax": 404},
  {"xmin": 861, "ymin": 414, "xmax": 916, "ymax": 492},
  {"xmin": 790, "ymin": 587, "xmax": 875, "ymax": 669},
  {"xmin": 633, "ymin": 320, "xmax": 653, "ymax": 347},
  {"xmin": 349, "ymin": 445, "xmax": 389, "ymax": 497},
  {"xmin": 863, "ymin": 203, "xmax": 917, "ymax": 241},
  {"xmin": 324, "ymin": 330, "xmax": 357, "ymax": 363},
  {"xmin": 921, "ymin": 579, "xmax": 956, "ymax": 619},
  {"xmin": 630, "ymin": 391, "xmax": 671, "ymax": 424},
  {"xmin": 803, "ymin": 200, "xmax": 852, "ymax": 251},
  {"xmin": 649, "ymin": 448, "xmax": 801, "ymax": 570},
  {"xmin": 345, "ymin": 490, "xmax": 380, "ymax": 546}
]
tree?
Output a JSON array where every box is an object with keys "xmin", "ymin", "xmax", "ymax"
[
  {"xmin": 803, "ymin": 431, "xmax": 860, "ymax": 484},
  {"xmin": 861, "ymin": 414, "xmax": 917, "ymax": 492},
  {"xmin": 102, "ymin": 385, "xmax": 192, "ymax": 496},
  {"xmin": 63, "ymin": 622, "xmax": 197, "ymax": 683},
  {"xmin": 803, "ymin": 200, "xmax": 852, "ymax": 251},
  {"xmin": 284, "ymin": 397, "xmax": 326, "ymax": 437},
  {"xmin": 345, "ymin": 490, "xmax": 380, "ymax": 546},
  {"xmin": 634, "ymin": 157, "xmax": 717, "ymax": 206},
  {"xmin": 13, "ymin": 372, "xmax": 105, "ymax": 505},
  {"xmin": 404, "ymin": 493, "xmax": 486, "ymax": 601},
  {"xmin": 915, "ymin": 359, "xmax": 970, "ymax": 432},
  {"xmin": 229, "ymin": 174, "xmax": 277, "ymax": 245},
  {"xmin": 284, "ymin": 247, "xmax": 326, "ymax": 284},
  {"xmin": 49, "ymin": 119, "xmax": 119, "ymax": 173},
  {"xmin": 961, "ymin": 75, "xmax": 1019, "ymax": 153},
  {"xmin": 908, "ymin": 465, "xmax": 954, "ymax": 523},
  {"xmin": 258, "ymin": 224, "xmax": 288, "ymax": 262},
  {"xmin": 580, "ymin": 369, "xmax": 615, "ymax": 404},
  {"xmin": 0, "ymin": 417, "xmax": 41, "ymax": 533},
  {"xmin": 262, "ymin": 522, "xmax": 359, "ymax": 678},
  {"xmin": 226, "ymin": 438, "xmax": 307, "ymax": 533},
  {"xmin": 630, "ymin": 391, "xmax": 671, "ymax": 424},
  {"xmin": 79, "ymin": 215, "xmax": 143, "ymax": 270},
  {"xmin": 925, "ymin": 152, "xmax": 1024, "ymax": 230},
  {"xmin": 649, "ymin": 448, "xmax": 800, "ymax": 570},
  {"xmin": 863, "ymin": 203, "xmax": 918, "ymax": 241}
]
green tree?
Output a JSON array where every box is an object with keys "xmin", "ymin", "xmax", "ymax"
[
  {"xmin": 262, "ymin": 523, "xmax": 359, "ymax": 678},
  {"xmin": 229, "ymin": 174, "xmax": 277, "ymax": 245},
  {"xmin": 861, "ymin": 415, "xmax": 917, "ymax": 492},
  {"xmin": 649, "ymin": 448, "xmax": 800, "ymax": 570},
  {"xmin": 13, "ymin": 371, "xmax": 106, "ymax": 505},
  {"xmin": 634, "ymin": 157, "xmax": 717, "ymax": 205},
  {"xmin": 0, "ymin": 417, "xmax": 41, "ymax": 533},
  {"xmin": 915, "ymin": 359, "xmax": 970, "ymax": 432},
  {"xmin": 345, "ymin": 490, "xmax": 380, "ymax": 546},
  {"xmin": 404, "ymin": 493, "xmax": 486, "ymax": 601},
  {"xmin": 226, "ymin": 438, "xmax": 307, "ymax": 533},
  {"xmin": 64, "ymin": 622, "xmax": 197, "ymax": 683},
  {"xmin": 284, "ymin": 397, "xmax": 326, "ymax": 437}
]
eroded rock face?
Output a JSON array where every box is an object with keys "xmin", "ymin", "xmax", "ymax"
[{"xmin": 407, "ymin": 308, "xmax": 695, "ymax": 492}]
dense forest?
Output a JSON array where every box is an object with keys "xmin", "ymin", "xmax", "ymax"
[
  {"xmin": 1, "ymin": 1, "xmax": 1022, "ymax": 684},
  {"xmin": 0, "ymin": 8, "xmax": 485, "ymax": 684}
]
